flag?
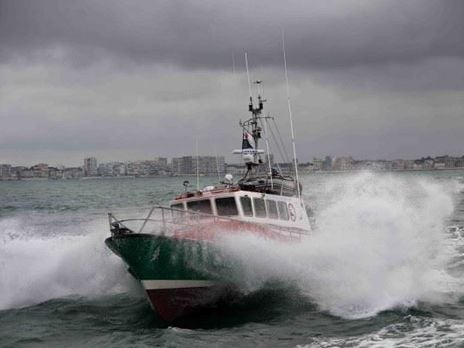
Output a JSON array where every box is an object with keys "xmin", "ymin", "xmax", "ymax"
[{"xmin": 242, "ymin": 131, "xmax": 255, "ymax": 150}]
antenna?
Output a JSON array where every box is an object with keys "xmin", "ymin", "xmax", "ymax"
[
  {"xmin": 254, "ymin": 79, "xmax": 273, "ymax": 186},
  {"xmin": 282, "ymin": 30, "xmax": 301, "ymax": 199},
  {"xmin": 245, "ymin": 52, "xmax": 253, "ymax": 101},
  {"xmin": 260, "ymin": 117, "xmax": 274, "ymax": 188},
  {"xmin": 214, "ymin": 146, "xmax": 221, "ymax": 182},
  {"xmin": 196, "ymin": 139, "xmax": 200, "ymax": 190}
]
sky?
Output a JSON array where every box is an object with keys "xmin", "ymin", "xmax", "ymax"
[{"xmin": 1, "ymin": 0, "xmax": 463, "ymax": 166}]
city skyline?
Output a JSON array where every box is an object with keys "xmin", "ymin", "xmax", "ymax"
[
  {"xmin": 2, "ymin": 152, "xmax": 464, "ymax": 181},
  {"xmin": 3, "ymin": 151, "xmax": 464, "ymax": 170},
  {"xmin": 1, "ymin": 1, "xmax": 463, "ymax": 165}
]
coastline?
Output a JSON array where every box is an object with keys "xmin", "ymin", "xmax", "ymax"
[{"xmin": 2, "ymin": 167, "xmax": 464, "ymax": 182}]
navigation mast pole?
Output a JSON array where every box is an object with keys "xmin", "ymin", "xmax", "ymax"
[
  {"xmin": 196, "ymin": 139, "xmax": 200, "ymax": 190},
  {"xmin": 282, "ymin": 30, "xmax": 301, "ymax": 199},
  {"xmin": 245, "ymin": 52, "xmax": 253, "ymax": 101},
  {"xmin": 244, "ymin": 52, "xmax": 259, "ymax": 169}
]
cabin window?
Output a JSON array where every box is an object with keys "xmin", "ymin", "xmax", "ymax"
[
  {"xmin": 266, "ymin": 200, "xmax": 278, "ymax": 219},
  {"xmin": 171, "ymin": 203, "xmax": 184, "ymax": 211},
  {"xmin": 170, "ymin": 203, "xmax": 185, "ymax": 219},
  {"xmin": 187, "ymin": 199, "xmax": 212, "ymax": 215},
  {"xmin": 240, "ymin": 196, "xmax": 253, "ymax": 217},
  {"xmin": 216, "ymin": 197, "xmax": 238, "ymax": 216},
  {"xmin": 278, "ymin": 201, "xmax": 289, "ymax": 220},
  {"xmin": 253, "ymin": 198, "xmax": 266, "ymax": 218}
]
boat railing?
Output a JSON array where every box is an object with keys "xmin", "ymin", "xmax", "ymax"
[{"xmin": 108, "ymin": 205, "xmax": 306, "ymax": 239}]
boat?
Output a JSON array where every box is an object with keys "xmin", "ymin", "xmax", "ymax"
[{"xmin": 105, "ymin": 86, "xmax": 312, "ymax": 323}]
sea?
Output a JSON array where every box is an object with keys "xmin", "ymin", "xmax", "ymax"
[{"xmin": 1, "ymin": 170, "xmax": 464, "ymax": 347}]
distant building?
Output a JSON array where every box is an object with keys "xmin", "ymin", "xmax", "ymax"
[
  {"xmin": 401, "ymin": 160, "xmax": 414, "ymax": 170},
  {"xmin": 112, "ymin": 162, "xmax": 126, "ymax": 176},
  {"xmin": 10, "ymin": 166, "xmax": 25, "ymax": 179},
  {"xmin": 48, "ymin": 166, "xmax": 63, "ymax": 179},
  {"xmin": 456, "ymin": 157, "xmax": 464, "ymax": 168},
  {"xmin": 171, "ymin": 157, "xmax": 181, "ymax": 175},
  {"xmin": 172, "ymin": 156, "xmax": 189, "ymax": 175},
  {"xmin": 192, "ymin": 156, "xmax": 225, "ymax": 176},
  {"xmin": 31, "ymin": 163, "xmax": 49, "ymax": 178},
  {"xmin": 332, "ymin": 157, "xmax": 354, "ymax": 171},
  {"xmin": 441, "ymin": 156, "xmax": 464, "ymax": 168},
  {"xmin": 433, "ymin": 155, "xmax": 464, "ymax": 169},
  {"xmin": 125, "ymin": 161, "xmax": 141, "ymax": 176},
  {"xmin": 98, "ymin": 163, "xmax": 111, "ymax": 176},
  {"xmin": 83, "ymin": 157, "xmax": 98, "ymax": 176},
  {"xmin": 63, "ymin": 167, "xmax": 84, "ymax": 179},
  {"xmin": 392, "ymin": 159, "xmax": 414, "ymax": 170},
  {"xmin": 13, "ymin": 166, "xmax": 33, "ymax": 179},
  {"xmin": 153, "ymin": 157, "xmax": 168, "ymax": 168},
  {"xmin": 424, "ymin": 158, "xmax": 434, "ymax": 169},
  {"xmin": 170, "ymin": 156, "xmax": 193, "ymax": 175},
  {"xmin": 171, "ymin": 156, "xmax": 225, "ymax": 175},
  {"xmin": 322, "ymin": 156, "xmax": 333, "ymax": 171},
  {"xmin": 0, "ymin": 164, "xmax": 11, "ymax": 179},
  {"xmin": 312, "ymin": 158, "xmax": 323, "ymax": 171},
  {"xmin": 413, "ymin": 157, "xmax": 434, "ymax": 170}
]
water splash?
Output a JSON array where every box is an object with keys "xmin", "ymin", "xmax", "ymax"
[
  {"xmin": 219, "ymin": 172, "xmax": 460, "ymax": 319},
  {"xmin": 0, "ymin": 217, "xmax": 138, "ymax": 311}
]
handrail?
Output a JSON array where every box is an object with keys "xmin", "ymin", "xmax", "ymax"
[
  {"xmin": 138, "ymin": 206, "xmax": 155, "ymax": 233},
  {"xmin": 108, "ymin": 205, "xmax": 309, "ymax": 238}
]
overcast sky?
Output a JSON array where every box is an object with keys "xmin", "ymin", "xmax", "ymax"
[{"xmin": 1, "ymin": 0, "xmax": 463, "ymax": 166}]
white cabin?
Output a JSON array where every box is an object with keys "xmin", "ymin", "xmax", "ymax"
[{"xmin": 169, "ymin": 186, "xmax": 311, "ymax": 233}]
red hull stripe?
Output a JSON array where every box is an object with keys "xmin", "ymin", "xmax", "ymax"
[{"xmin": 141, "ymin": 279, "xmax": 219, "ymax": 290}]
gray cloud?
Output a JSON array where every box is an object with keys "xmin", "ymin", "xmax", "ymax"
[
  {"xmin": 0, "ymin": 0, "xmax": 463, "ymax": 166},
  {"xmin": 1, "ymin": 0, "xmax": 463, "ymax": 70}
]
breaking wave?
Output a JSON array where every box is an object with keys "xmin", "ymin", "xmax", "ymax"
[
  {"xmin": 0, "ymin": 217, "xmax": 138, "ymax": 311},
  {"xmin": 220, "ymin": 171, "xmax": 462, "ymax": 319}
]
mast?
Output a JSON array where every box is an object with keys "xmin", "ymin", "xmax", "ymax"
[
  {"xmin": 195, "ymin": 140, "xmax": 200, "ymax": 190},
  {"xmin": 282, "ymin": 30, "xmax": 301, "ymax": 199},
  {"xmin": 230, "ymin": 51, "xmax": 302, "ymax": 198},
  {"xmin": 245, "ymin": 52, "xmax": 253, "ymax": 103},
  {"xmin": 241, "ymin": 85, "xmax": 264, "ymax": 172},
  {"xmin": 232, "ymin": 53, "xmax": 267, "ymax": 177}
]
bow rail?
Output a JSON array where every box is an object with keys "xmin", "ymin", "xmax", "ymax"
[{"xmin": 108, "ymin": 205, "xmax": 307, "ymax": 239}]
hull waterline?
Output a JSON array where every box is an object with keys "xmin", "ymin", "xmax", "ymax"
[{"xmin": 105, "ymin": 233, "xmax": 238, "ymax": 322}]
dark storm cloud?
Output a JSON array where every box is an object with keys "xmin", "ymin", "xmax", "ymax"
[
  {"xmin": 1, "ymin": 0, "xmax": 463, "ymax": 70},
  {"xmin": 1, "ymin": 0, "xmax": 464, "ymax": 165}
]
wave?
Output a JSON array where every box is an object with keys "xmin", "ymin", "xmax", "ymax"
[
  {"xmin": 219, "ymin": 171, "xmax": 462, "ymax": 319},
  {"xmin": 0, "ymin": 218, "xmax": 139, "ymax": 311}
]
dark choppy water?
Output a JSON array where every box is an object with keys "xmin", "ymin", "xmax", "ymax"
[{"xmin": 1, "ymin": 171, "xmax": 464, "ymax": 347}]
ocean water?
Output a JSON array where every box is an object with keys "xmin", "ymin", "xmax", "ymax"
[{"xmin": 1, "ymin": 171, "xmax": 464, "ymax": 347}]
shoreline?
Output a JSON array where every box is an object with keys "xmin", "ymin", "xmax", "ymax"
[{"xmin": 1, "ymin": 167, "xmax": 464, "ymax": 182}]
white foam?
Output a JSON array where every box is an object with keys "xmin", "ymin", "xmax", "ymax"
[
  {"xmin": 297, "ymin": 316, "xmax": 464, "ymax": 347},
  {"xmin": 219, "ymin": 171, "xmax": 461, "ymax": 319},
  {"xmin": 0, "ymin": 218, "xmax": 138, "ymax": 310}
]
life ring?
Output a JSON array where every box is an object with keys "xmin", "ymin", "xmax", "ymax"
[{"xmin": 288, "ymin": 203, "xmax": 296, "ymax": 222}]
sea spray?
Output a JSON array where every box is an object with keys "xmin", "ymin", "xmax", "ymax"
[
  {"xmin": 218, "ymin": 172, "xmax": 458, "ymax": 319},
  {"xmin": 0, "ymin": 217, "xmax": 139, "ymax": 311}
]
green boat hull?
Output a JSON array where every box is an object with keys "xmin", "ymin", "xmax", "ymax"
[
  {"xmin": 105, "ymin": 233, "xmax": 240, "ymax": 321},
  {"xmin": 105, "ymin": 233, "xmax": 239, "ymax": 280}
]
